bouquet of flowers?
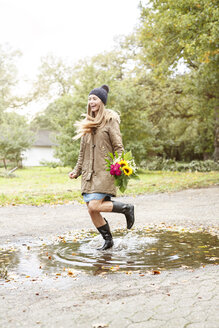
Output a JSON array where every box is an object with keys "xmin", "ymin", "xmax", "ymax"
[{"xmin": 105, "ymin": 151, "xmax": 139, "ymax": 193}]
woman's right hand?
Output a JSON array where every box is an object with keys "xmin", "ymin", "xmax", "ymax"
[{"xmin": 69, "ymin": 171, "xmax": 77, "ymax": 179}]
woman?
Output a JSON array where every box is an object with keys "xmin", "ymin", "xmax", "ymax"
[{"xmin": 69, "ymin": 85, "xmax": 135, "ymax": 250}]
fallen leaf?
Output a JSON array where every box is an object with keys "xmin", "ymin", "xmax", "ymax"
[
  {"xmin": 152, "ymin": 270, "xmax": 161, "ymax": 275},
  {"xmin": 68, "ymin": 270, "xmax": 74, "ymax": 276}
]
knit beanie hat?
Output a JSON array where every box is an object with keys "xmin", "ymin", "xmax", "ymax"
[{"xmin": 89, "ymin": 84, "xmax": 109, "ymax": 105}]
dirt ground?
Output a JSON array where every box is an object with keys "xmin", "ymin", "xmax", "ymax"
[
  {"xmin": 0, "ymin": 186, "xmax": 219, "ymax": 242},
  {"xmin": 0, "ymin": 187, "xmax": 219, "ymax": 328}
]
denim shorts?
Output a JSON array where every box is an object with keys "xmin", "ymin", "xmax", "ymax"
[{"xmin": 82, "ymin": 193, "xmax": 112, "ymax": 203}]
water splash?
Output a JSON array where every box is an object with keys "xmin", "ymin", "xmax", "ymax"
[{"xmin": 0, "ymin": 229, "xmax": 218, "ymax": 278}]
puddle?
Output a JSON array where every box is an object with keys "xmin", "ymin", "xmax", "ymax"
[{"xmin": 0, "ymin": 229, "xmax": 218, "ymax": 279}]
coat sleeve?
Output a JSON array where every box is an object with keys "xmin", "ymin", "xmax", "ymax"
[
  {"xmin": 72, "ymin": 136, "xmax": 85, "ymax": 178},
  {"xmin": 108, "ymin": 118, "xmax": 124, "ymax": 156}
]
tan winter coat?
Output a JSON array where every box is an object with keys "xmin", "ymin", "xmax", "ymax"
[{"xmin": 73, "ymin": 112, "xmax": 124, "ymax": 196}]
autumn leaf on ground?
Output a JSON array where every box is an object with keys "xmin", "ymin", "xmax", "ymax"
[
  {"xmin": 67, "ymin": 269, "xmax": 74, "ymax": 276},
  {"xmin": 152, "ymin": 270, "xmax": 161, "ymax": 275}
]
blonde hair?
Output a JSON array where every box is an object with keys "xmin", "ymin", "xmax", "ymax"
[{"xmin": 73, "ymin": 102, "xmax": 120, "ymax": 140}]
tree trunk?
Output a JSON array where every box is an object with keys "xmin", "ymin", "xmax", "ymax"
[
  {"xmin": 213, "ymin": 104, "xmax": 219, "ymax": 162},
  {"xmin": 3, "ymin": 158, "xmax": 7, "ymax": 170}
]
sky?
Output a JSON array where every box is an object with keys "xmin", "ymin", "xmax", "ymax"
[{"xmin": 0, "ymin": 0, "xmax": 140, "ymax": 81}]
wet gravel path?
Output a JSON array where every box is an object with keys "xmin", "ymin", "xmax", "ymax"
[{"xmin": 0, "ymin": 187, "xmax": 218, "ymax": 328}]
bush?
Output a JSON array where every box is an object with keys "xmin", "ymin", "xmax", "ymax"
[
  {"xmin": 141, "ymin": 157, "xmax": 219, "ymax": 172},
  {"xmin": 39, "ymin": 160, "xmax": 63, "ymax": 168}
]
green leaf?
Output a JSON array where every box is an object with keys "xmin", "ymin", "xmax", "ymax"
[
  {"xmin": 105, "ymin": 158, "xmax": 111, "ymax": 164},
  {"xmin": 119, "ymin": 185, "xmax": 126, "ymax": 193},
  {"xmin": 124, "ymin": 151, "xmax": 132, "ymax": 161},
  {"xmin": 108, "ymin": 152, "xmax": 114, "ymax": 160},
  {"xmin": 114, "ymin": 178, "xmax": 120, "ymax": 186}
]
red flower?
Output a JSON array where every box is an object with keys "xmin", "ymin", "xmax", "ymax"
[{"xmin": 110, "ymin": 163, "xmax": 121, "ymax": 176}]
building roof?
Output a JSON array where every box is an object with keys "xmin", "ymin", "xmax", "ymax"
[{"xmin": 33, "ymin": 130, "xmax": 57, "ymax": 147}]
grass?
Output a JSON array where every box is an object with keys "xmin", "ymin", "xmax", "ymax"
[{"xmin": 0, "ymin": 167, "xmax": 218, "ymax": 206}]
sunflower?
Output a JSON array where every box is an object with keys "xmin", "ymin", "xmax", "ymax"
[
  {"xmin": 118, "ymin": 160, "xmax": 128, "ymax": 168},
  {"xmin": 122, "ymin": 165, "xmax": 133, "ymax": 176}
]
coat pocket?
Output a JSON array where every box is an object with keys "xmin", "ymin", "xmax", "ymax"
[{"xmin": 81, "ymin": 170, "xmax": 87, "ymax": 189}]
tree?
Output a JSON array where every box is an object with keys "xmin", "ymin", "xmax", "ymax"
[
  {"xmin": 31, "ymin": 93, "xmax": 84, "ymax": 167},
  {"xmin": 138, "ymin": 0, "xmax": 219, "ymax": 160},
  {"xmin": 140, "ymin": 73, "xmax": 215, "ymax": 160},
  {"xmin": 0, "ymin": 44, "xmax": 22, "ymax": 120},
  {"xmin": 0, "ymin": 112, "xmax": 34, "ymax": 169},
  {"xmin": 33, "ymin": 55, "xmax": 76, "ymax": 100},
  {"xmin": 32, "ymin": 49, "xmax": 161, "ymax": 166}
]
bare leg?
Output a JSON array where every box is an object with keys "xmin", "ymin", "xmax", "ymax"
[
  {"xmin": 87, "ymin": 198, "xmax": 135, "ymax": 230},
  {"xmin": 87, "ymin": 199, "xmax": 114, "ymax": 250},
  {"xmin": 87, "ymin": 199, "xmax": 113, "ymax": 228}
]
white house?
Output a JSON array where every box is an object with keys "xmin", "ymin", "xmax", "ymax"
[{"xmin": 22, "ymin": 130, "xmax": 60, "ymax": 166}]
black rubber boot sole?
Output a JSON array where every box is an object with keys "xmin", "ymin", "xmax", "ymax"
[{"xmin": 97, "ymin": 239, "xmax": 114, "ymax": 251}]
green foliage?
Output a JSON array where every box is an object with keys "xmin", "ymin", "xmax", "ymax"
[
  {"xmin": 152, "ymin": 75, "xmax": 215, "ymax": 161},
  {"xmin": 30, "ymin": 94, "xmax": 82, "ymax": 167},
  {"xmin": 143, "ymin": 157, "xmax": 219, "ymax": 172},
  {"xmin": 33, "ymin": 51, "xmax": 216, "ymax": 164},
  {"xmin": 31, "ymin": 5, "xmax": 218, "ymax": 164},
  {"xmin": 139, "ymin": 0, "xmax": 219, "ymax": 74},
  {"xmin": 39, "ymin": 160, "xmax": 62, "ymax": 168},
  {"xmin": 34, "ymin": 54, "xmax": 75, "ymax": 99},
  {"xmin": 33, "ymin": 52, "xmax": 160, "ymax": 166},
  {"xmin": 0, "ymin": 112, "xmax": 34, "ymax": 168},
  {"xmin": 112, "ymin": 78, "xmax": 161, "ymax": 163},
  {"xmin": 0, "ymin": 45, "xmax": 22, "ymax": 117},
  {"xmin": 47, "ymin": 95, "xmax": 83, "ymax": 167},
  {"xmin": 138, "ymin": 0, "xmax": 219, "ymax": 160}
]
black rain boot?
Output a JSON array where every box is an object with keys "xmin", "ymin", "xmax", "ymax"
[
  {"xmin": 97, "ymin": 219, "xmax": 114, "ymax": 251},
  {"xmin": 112, "ymin": 201, "xmax": 135, "ymax": 229}
]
